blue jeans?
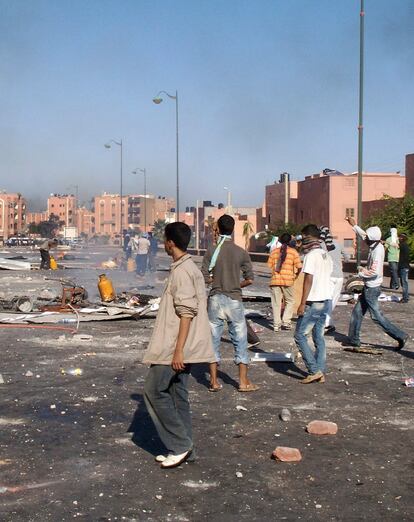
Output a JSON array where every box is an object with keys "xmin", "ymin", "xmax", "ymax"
[
  {"xmin": 389, "ymin": 261, "xmax": 399, "ymax": 289},
  {"xmin": 294, "ymin": 301, "xmax": 328, "ymax": 374},
  {"xmin": 348, "ymin": 286, "xmax": 406, "ymax": 345},
  {"xmin": 208, "ymin": 294, "xmax": 249, "ymax": 365},
  {"xmin": 399, "ymin": 268, "xmax": 409, "ymax": 302},
  {"xmin": 135, "ymin": 254, "xmax": 147, "ymax": 275}
]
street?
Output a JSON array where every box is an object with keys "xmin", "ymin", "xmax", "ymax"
[{"xmin": 1, "ymin": 247, "xmax": 413, "ymax": 521}]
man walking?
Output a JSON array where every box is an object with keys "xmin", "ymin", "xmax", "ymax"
[
  {"xmin": 267, "ymin": 232, "xmax": 302, "ymax": 331},
  {"xmin": 143, "ymin": 222, "xmax": 216, "ymax": 468},
  {"xmin": 345, "ymin": 217, "xmax": 408, "ymax": 350},
  {"xmin": 398, "ymin": 233, "xmax": 410, "ymax": 303},
  {"xmin": 201, "ymin": 214, "xmax": 259, "ymax": 392},
  {"xmin": 294, "ymin": 224, "xmax": 333, "ymax": 383}
]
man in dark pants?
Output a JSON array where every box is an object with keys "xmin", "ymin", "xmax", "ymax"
[
  {"xmin": 345, "ymin": 217, "xmax": 408, "ymax": 351},
  {"xmin": 39, "ymin": 239, "xmax": 57, "ymax": 269},
  {"xmin": 143, "ymin": 222, "xmax": 216, "ymax": 468},
  {"xmin": 398, "ymin": 233, "xmax": 410, "ymax": 303}
]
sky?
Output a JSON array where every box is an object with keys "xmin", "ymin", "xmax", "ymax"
[{"xmin": 1, "ymin": 0, "xmax": 413, "ymax": 211}]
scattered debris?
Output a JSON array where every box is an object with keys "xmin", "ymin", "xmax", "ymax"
[
  {"xmin": 306, "ymin": 420, "xmax": 338, "ymax": 435},
  {"xmin": 279, "ymin": 408, "xmax": 291, "ymax": 422},
  {"xmin": 272, "ymin": 447, "xmax": 302, "ymax": 462},
  {"xmin": 0, "ymin": 374, "xmax": 4, "ymax": 384},
  {"xmin": 251, "ymin": 352, "xmax": 295, "ymax": 363},
  {"xmin": 24, "ymin": 370, "xmax": 34, "ymax": 377},
  {"xmin": 181, "ymin": 480, "xmax": 218, "ymax": 490},
  {"xmin": 72, "ymin": 334, "xmax": 93, "ymax": 342},
  {"xmin": 235, "ymin": 472, "xmax": 243, "ymax": 478},
  {"xmin": 61, "ymin": 368, "xmax": 83, "ymax": 376},
  {"xmin": 404, "ymin": 377, "xmax": 414, "ymax": 387},
  {"xmin": 0, "ymin": 296, "xmax": 33, "ymax": 313},
  {"xmin": 344, "ymin": 346, "xmax": 382, "ymax": 356},
  {"xmin": 236, "ymin": 405, "xmax": 248, "ymax": 411}
]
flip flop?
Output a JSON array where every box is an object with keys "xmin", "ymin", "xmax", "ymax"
[
  {"xmin": 208, "ymin": 384, "xmax": 223, "ymax": 392},
  {"xmin": 238, "ymin": 384, "xmax": 260, "ymax": 392}
]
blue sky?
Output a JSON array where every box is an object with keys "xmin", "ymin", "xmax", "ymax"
[{"xmin": 1, "ymin": 0, "xmax": 413, "ymax": 210}]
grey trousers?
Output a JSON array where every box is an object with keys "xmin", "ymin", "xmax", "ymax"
[{"xmin": 144, "ymin": 365, "xmax": 193, "ymax": 456}]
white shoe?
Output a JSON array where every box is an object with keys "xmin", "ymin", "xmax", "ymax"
[
  {"xmin": 160, "ymin": 450, "xmax": 191, "ymax": 469},
  {"xmin": 155, "ymin": 454, "xmax": 167, "ymax": 463}
]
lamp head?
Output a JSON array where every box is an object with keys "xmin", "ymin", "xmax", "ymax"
[
  {"xmin": 152, "ymin": 97, "xmax": 163, "ymax": 104},
  {"xmin": 104, "ymin": 143, "xmax": 111, "ymax": 149}
]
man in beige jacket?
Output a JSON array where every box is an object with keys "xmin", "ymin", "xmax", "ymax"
[{"xmin": 143, "ymin": 222, "xmax": 216, "ymax": 469}]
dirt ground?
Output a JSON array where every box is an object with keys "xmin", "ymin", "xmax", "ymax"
[{"xmin": 1, "ymin": 247, "xmax": 413, "ymax": 521}]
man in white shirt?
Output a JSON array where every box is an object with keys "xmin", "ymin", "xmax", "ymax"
[
  {"xmin": 345, "ymin": 217, "xmax": 408, "ymax": 350},
  {"xmin": 131, "ymin": 233, "xmax": 151, "ymax": 276},
  {"xmin": 294, "ymin": 224, "xmax": 333, "ymax": 383}
]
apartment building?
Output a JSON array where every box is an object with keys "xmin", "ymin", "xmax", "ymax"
[
  {"xmin": 0, "ymin": 192, "xmax": 27, "ymax": 241},
  {"xmin": 47, "ymin": 194, "xmax": 76, "ymax": 226}
]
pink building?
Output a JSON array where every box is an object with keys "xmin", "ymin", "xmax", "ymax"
[
  {"xmin": 47, "ymin": 194, "xmax": 76, "ymax": 226},
  {"xmin": 76, "ymin": 207, "xmax": 95, "ymax": 237},
  {"xmin": 0, "ymin": 192, "xmax": 27, "ymax": 241},
  {"xmin": 93, "ymin": 193, "xmax": 128, "ymax": 242},
  {"xmin": 26, "ymin": 211, "xmax": 49, "ymax": 225},
  {"xmin": 265, "ymin": 171, "xmax": 405, "ymax": 247}
]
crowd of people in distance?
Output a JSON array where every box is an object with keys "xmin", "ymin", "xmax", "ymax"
[{"xmin": 123, "ymin": 231, "xmax": 158, "ymax": 276}]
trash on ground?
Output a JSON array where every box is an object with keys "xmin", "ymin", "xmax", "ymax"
[
  {"xmin": 236, "ymin": 405, "xmax": 248, "ymax": 411},
  {"xmin": 272, "ymin": 446, "xmax": 302, "ymax": 462},
  {"xmin": 343, "ymin": 347, "xmax": 383, "ymax": 356},
  {"xmin": 251, "ymin": 352, "xmax": 295, "ymax": 363},
  {"xmin": 0, "ymin": 374, "xmax": 4, "ymax": 384},
  {"xmin": 404, "ymin": 377, "xmax": 414, "ymax": 387},
  {"xmin": 235, "ymin": 471, "xmax": 243, "ymax": 478},
  {"xmin": 280, "ymin": 408, "xmax": 291, "ymax": 421},
  {"xmin": 306, "ymin": 420, "xmax": 338, "ymax": 435},
  {"xmin": 61, "ymin": 368, "xmax": 83, "ymax": 376}
]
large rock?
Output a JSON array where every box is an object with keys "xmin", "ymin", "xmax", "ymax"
[
  {"xmin": 272, "ymin": 446, "xmax": 302, "ymax": 462},
  {"xmin": 306, "ymin": 420, "xmax": 338, "ymax": 435}
]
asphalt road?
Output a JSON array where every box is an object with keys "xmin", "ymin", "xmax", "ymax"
[{"xmin": 1, "ymin": 246, "xmax": 413, "ymax": 521}]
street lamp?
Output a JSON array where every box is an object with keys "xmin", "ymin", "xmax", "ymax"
[
  {"xmin": 104, "ymin": 139, "xmax": 123, "ymax": 238},
  {"xmin": 224, "ymin": 186, "xmax": 232, "ymax": 214},
  {"xmin": 152, "ymin": 90, "xmax": 179, "ymax": 220},
  {"xmin": 132, "ymin": 168, "xmax": 147, "ymax": 232},
  {"xmin": 356, "ymin": 0, "xmax": 365, "ymax": 265}
]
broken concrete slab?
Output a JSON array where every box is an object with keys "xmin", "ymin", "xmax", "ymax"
[{"xmin": 306, "ymin": 420, "xmax": 338, "ymax": 435}]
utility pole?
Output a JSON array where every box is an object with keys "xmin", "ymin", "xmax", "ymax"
[{"xmin": 356, "ymin": 0, "xmax": 365, "ymax": 265}]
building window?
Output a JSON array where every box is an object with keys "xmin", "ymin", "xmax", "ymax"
[
  {"xmin": 345, "ymin": 208, "xmax": 355, "ymax": 218},
  {"xmin": 344, "ymin": 238, "xmax": 354, "ymax": 248}
]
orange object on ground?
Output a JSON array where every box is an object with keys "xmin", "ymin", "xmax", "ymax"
[{"xmin": 98, "ymin": 274, "xmax": 116, "ymax": 302}]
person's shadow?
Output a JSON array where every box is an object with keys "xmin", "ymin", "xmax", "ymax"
[
  {"xmin": 190, "ymin": 363, "xmax": 239, "ymax": 390},
  {"xmin": 128, "ymin": 393, "xmax": 167, "ymax": 456}
]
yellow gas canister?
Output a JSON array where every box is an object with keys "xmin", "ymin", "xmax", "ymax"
[
  {"xmin": 98, "ymin": 274, "xmax": 116, "ymax": 302},
  {"xmin": 50, "ymin": 256, "xmax": 58, "ymax": 270},
  {"xmin": 127, "ymin": 258, "xmax": 135, "ymax": 272}
]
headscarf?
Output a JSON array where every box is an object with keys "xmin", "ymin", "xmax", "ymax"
[
  {"xmin": 301, "ymin": 237, "xmax": 322, "ymax": 255},
  {"xmin": 319, "ymin": 225, "xmax": 335, "ymax": 252},
  {"xmin": 208, "ymin": 235, "xmax": 232, "ymax": 272}
]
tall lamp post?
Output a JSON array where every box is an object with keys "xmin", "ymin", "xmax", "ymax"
[
  {"xmin": 152, "ymin": 90, "xmax": 179, "ymax": 220},
  {"xmin": 104, "ymin": 139, "xmax": 123, "ymax": 238},
  {"xmin": 132, "ymin": 168, "xmax": 147, "ymax": 232},
  {"xmin": 356, "ymin": 0, "xmax": 365, "ymax": 265}
]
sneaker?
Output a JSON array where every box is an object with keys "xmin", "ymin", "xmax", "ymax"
[
  {"xmin": 325, "ymin": 326, "xmax": 336, "ymax": 335},
  {"xmin": 300, "ymin": 371, "xmax": 324, "ymax": 384},
  {"xmin": 396, "ymin": 335, "xmax": 409, "ymax": 351},
  {"xmin": 155, "ymin": 454, "xmax": 167, "ymax": 463},
  {"xmin": 273, "ymin": 326, "xmax": 280, "ymax": 332},
  {"xmin": 160, "ymin": 450, "xmax": 192, "ymax": 469}
]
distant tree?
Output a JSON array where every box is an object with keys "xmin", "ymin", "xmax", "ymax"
[
  {"xmin": 364, "ymin": 194, "xmax": 414, "ymax": 260},
  {"xmin": 28, "ymin": 213, "xmax": 64, "ymax": 238},
  {"xmin": 152, "ymin": 219, "xmax": 167, "ymax": 241}
]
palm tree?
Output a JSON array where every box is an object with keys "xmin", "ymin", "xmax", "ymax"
[
  {"xmin": 242, "ymin": 221, "xmax": 254, "ymax": 251},
  {"xmin": 152, "ymin": 219, "xmax": 167, "ymax": 241}
]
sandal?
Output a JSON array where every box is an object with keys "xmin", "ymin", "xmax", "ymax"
[
  {"xmin": 208, "ymin": 384, "xmax": 223, "ymax": 392},
  {"xmin": 238, "ymin": 383, "xmax": 259, "ymax": 392}
]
